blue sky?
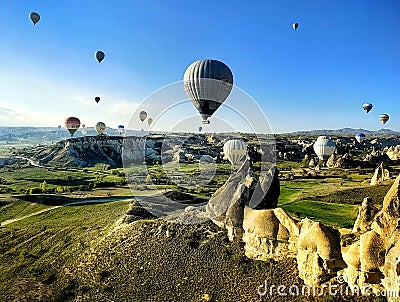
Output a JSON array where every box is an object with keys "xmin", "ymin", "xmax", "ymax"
[{"xmin": 0, "ymin": 0, "xmax": 398, "ymax": 133}]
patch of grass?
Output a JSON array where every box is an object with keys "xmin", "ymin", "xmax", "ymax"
[
  {"xmin": 276, "ymin": 160, "xmax": 301, "ymax": 171},
  {"xmin": 0, "ymin": 199, "xmax": 52, "ymax": 223},
  {"xmin": 281, "ymin": 200, "xmax": 358, "ymax": 228},
  {"xmin": 0, "ymin": 199, "xmax": 131, "ymax": 299}
]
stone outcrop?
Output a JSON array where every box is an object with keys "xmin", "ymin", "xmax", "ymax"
[
  {"xmin": 386, "ymin": 145, "xmax": 400, "ymax": 160},
  {"xmin": 242, "ymin": 207, "xmax": 299, "ymax": 260},
  {"xmin": 340, "ymin": 174, "xmax": 400, "ymax": 300},
  {"xmin": 370, "ymin": 162, "xmax": 390, "ymax": 185},
  {"xmin": 352, "ymin": 197, "xmax": 378, "ymax": 233},
  {"xmin": 207, "ymin": 159, "xmax": 400, "ymax": 296},
  {"xmin": 206, "ymin": 161, "xmax": 281, "ymax": 241},
  {"xmin": 296, "ymin": 220, "xmax": 346, "ymax": 285},
  {"xmin": 248, "ymin": 165, "xmax": 280, "ymax": 210},
  {"xmin": 205, "ymin": 160, "xmax": 251, "ymax": 241}
]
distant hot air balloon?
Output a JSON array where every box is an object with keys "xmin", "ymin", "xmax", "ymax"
[
  {"xmin": 64, "ymin": 117, "xmax": 81, "ymax": 136},
  {"xmin": 95, "ymin": 96, "xmax": 100, "ymax": 103},
  {"xmin": 355, "ymin": 133, "xmax": 366, "ymax": 143},
  {"xmin": 95, "ymin": 51, "xmax": 105, "ymax": 63},
  {"xmin": 117, "ymin": 125, "xmax": 125, "ymax": 135},
  {"xmin": 29, "ymin": 12, "xmax": 40, "ymax": 25},
  {"xmin": 379, "ymin": 114, "xmax": 389, "ymax": 124},
  {"xmin": 82, "ymin": 124, "xmax": 86, "ymax": 128},
  {"xmin": 223, "ymin": 139, "xmax": 247, "ymax": 167},
  {"xmin": 139, "ymin": 111, "xmax": 147, "ymax": 123},
  {"xmin": 362, "ymin": 103, "xmax": 373, "ymax": 113},
  {"xmin": 95, "ymin": 122, "xmax": 106, "ymax": 135},
  {"xmin": 199, "ymin": 126, "xmax": 203, "ymax": 132},
  {"xmin": 58, "ymin": 125, "xmax": 61, "ymax": 130},
  {"xmin": 184, "ymin": 59, "xmax": 233, "ymax": 124},
  {"xmin": 292, "ymin": 22, "xmax": 298, "ymax": 30},
  {"xmin": 313, "ymin": 136, "xmax": 336, "ymax": 161},
  {"xmin": 147, "ymin": 118, "xmax": 153, "ymax": 126},
  {"xmin": 82, "ymin": 129, "xmax": 87, "ymax": 136}
]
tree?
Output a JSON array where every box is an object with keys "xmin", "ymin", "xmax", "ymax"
[{"xmin": 40, "ymin": 180, "xmax": 47, "ymax": 193}]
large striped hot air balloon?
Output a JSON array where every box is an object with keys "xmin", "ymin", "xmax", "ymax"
[{"xmin": 184, "ymin": 59, "xmax": 233, "ymax": 124}]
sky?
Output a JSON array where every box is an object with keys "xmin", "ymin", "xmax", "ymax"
[{"xmin": 0, "ymin": 0, "xmax": 399, "ymax": 133}]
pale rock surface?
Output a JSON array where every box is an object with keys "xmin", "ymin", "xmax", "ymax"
[
  {"xmin": 370, "ymin": 162, "xmax": 390, "ymax": 186},
  {"xmin": 297, "ymin": 220, "xmax": 346, "ymax": 285},
  {"xmin": 353, "ymin": 197, "xmax": 378, "ymax": 233}
]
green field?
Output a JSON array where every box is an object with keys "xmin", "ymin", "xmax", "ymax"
[
  {"xmin": 0, "ymin": 161, "xmax": 392, "ymax": 300},
  {"xmin": 0, "ymin": 199, "xmax": 131, "ymax": 300}
]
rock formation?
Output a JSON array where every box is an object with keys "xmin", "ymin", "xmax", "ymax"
[
  {"xmin": 386, "ymin": 145, "xmax": 400, "ymax": 160},
  {"xmin": 340, "ymin": 174, "xmax": 400, "ymax": 300},
  {"xmin": 352, "ymin": 197, "xmax": 379, "ymax": 233},
  {"xmin": 206, "ymin": 160, "xmax": 280, "ymax": 241},
  {"xmin": 206, "ymin": 158, "xmax": 400, "ymax": 297},
  {"xmin": 370, "ymin": 162, "xmax": 390, "ymax": 185},
  {"xmin": 205, "ymin": 159, "xmax": 251, "ymax": 241}
]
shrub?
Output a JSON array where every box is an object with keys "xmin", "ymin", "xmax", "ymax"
[
  {"xmin": 40, "ymin": 180, "xmax": 47, "ymax": 192},
  {"xmin": 29, "ymin": 187, "xmax": 43, "ymax": 194}
]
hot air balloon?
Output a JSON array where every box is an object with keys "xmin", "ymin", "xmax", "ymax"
[
  {"xmin": 95, "ymin": 96, "xmax": 100, "ymax": 103},
  {"xmin": 139, "ymin": 111, "xmax": 147, "ymax": 123},
  {"xmin": 199, "ymin": 126, "xmax": 203, "ymax": 132},
  {"xmin": 95, "ymin": 51, "xmax": 105, "ymax": 63},
  {"xmin": 147, "ymin": 118, "xmax": 153, "ymax": 126},
  {"xmin": 379, "ymin": 114, "xmax": 389, "ymax": 124},
  {"xmin": 292, "ymin": 22, "xmax": 298, "ymax": 30},
  {"xmin": 82, "ymin": 129, "xmax": 87, "ymax": 136},
  {"xmin": 362, "ymin": 103, "xmax": 373, "ymax": 113},
  {"xmin": 57, "ymin": 125, "xmax": 61, "ymax": 130},
  {"xmin": 223, "ymin": 139, "xmax": 247, "ymax": 167},
  {"xmin": 82, "ymin": 124, "xmax": 86, "ymax": 128},
  {"xmin": 95, "ymin": 122, "xmax": 106, "ymax": 135},
  {"xmin": 64, "ymin": 117, "xmax": 81, "ymax": 137},
  {"xmin": 117, "ymin": 125, "xmax": 125, "ymax": 135},
  {"xmin": 29, "ymin": 12, "xmax": 40, "ymax": 25},
  {"xmin": 184, "ymin": 59, "xmax": 233, "ymax": 124},
  {"xmin": 355, "ymin": 133, "xmax": 366, "ymax": 143},
  {"xmin": 313, "ymin": 136, "xmax": 336, "ymax": 161}
]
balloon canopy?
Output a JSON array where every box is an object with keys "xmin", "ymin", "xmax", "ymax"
[
  {"xmin": 147, "ymin": 118, "xmax": 153, "ymax": 126},
  {"xmin": 223, "ymin": 139, "xmax": 247, "ymax": 167},
  {"xmin": 362, "ymin": 103, "xmax": 373, "ymax": 113},
  {"xmin": 184, "ymin": 59, "xmax": 233, "ymax": 124},
  {"xmin": 139, "ymin": 111, "xmax": 147, "ymax": 122},
  {"xmin": 95, "ymin": 96, "xmax": 100, "ymax": 103},
  {"xmin": 355, "ymin": 133, "xmax": 366, "ymax": 143},
  {"xmin": 379, "ymin": 114, "xmax": 389, "ymax": 124},
  {"xmin": 95, "ymin": 122, "xmax": 106, "ymax": 135},
  {"xmin": 313, "ymin": 136, "xmax": 336, "ymax": 161},
  {"xmin": 29, "ymin": 12, "xmax": 40, "ymax": 25},
  {"xmin": 117, "ymin": 125, "xmax": 125, "ymax": 135},
  {"xmin": 64, "ymin": 117, "xmax": 81, "ymax": 136},
  {"xmin": 95, "ymin": 51, "xmax": 105, "ymax": 63},
  {"xmin": 292, "ymin": 22, "xmax": 298, "ymax": 30}
]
